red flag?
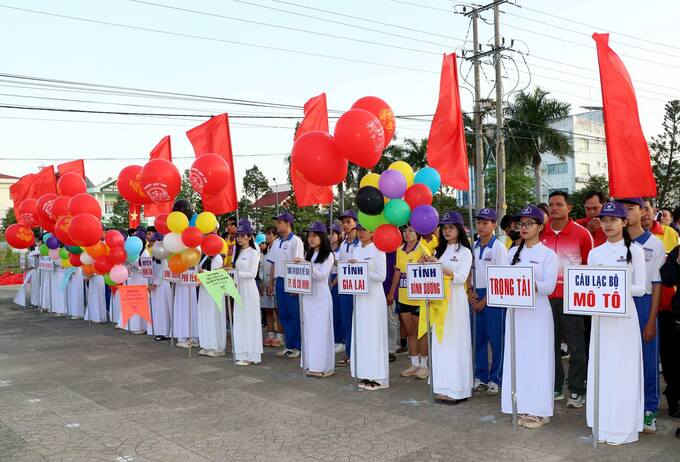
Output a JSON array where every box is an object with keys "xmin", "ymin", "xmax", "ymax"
[
  {"xmin": 145, "ymin": 136, "xmax": 173, "ymax": 217},
  {"xmin": 427, "ymin": 53, "xmax": 470, "ymax": 190},
  {"xmin": 118, "ymin": 285, "xmax": 152, "ymax": 328},
  {"xmin": 291, "ymin": 93, "xmax": 333, "ymax": 207},
  {"xmin": 129, "ymin": 203, "xmax": 140, "ymax": 228},
  {"xmin": 26, "ymin": 166, "xmax": 57, "ymax": 200},
  {"xmin": 10, "ymin": 174, "xmax": 35, "ymax": 209},
  {"xmin": 593, "ymin": 33, "xmax": 656, "ymax": 198},
  {"xmin": 186, "ymin": 115, "xmax": 238, "ymax": 214},
  {"xmin": 57, "ymin": 160, "xmax": 85, "ymax": 180}
]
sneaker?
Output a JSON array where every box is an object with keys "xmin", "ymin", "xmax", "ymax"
[
  {"xmin": 198, "ymin": 348, "xmax": 209, "ymax": 356},
  {"xmin": 473, "ymin": 379, "xmax": 487, "ymax": 392},
  {"xmin": 176, "ymin": 341, "xmax": 190, "ymax": 349},
  {"xmin": 334, "ymin": 343, "xmax": 346, "ymax": 353},
  {"xmin": 554, "ymin": 391, "xmax": 565, "ymax": 401},
  {"xmin": 486, "ymin": 382, "xmax": 499, "ymax": 396},
  {"xmin": 523, "ymin": 415, "xmax": 550, "ymax": 429},
  {"xmin": 567, "ymin": 393, "xmax": 585, "ymax": 408},
  {"xmin": 276, "ymin": 348, "xmax": 291, "ymax": 358},
  {"xmin": 284, "ymin": 349, "xmax": 300, "ymax": 359},
  {"xmin": 400, "ymin": 365, "xmax": 419, "ymax": 377},
  {"xmin": 643, "ymin": 411, "xmax": 657, "ymax": 434},
  {"xmin": 336, "ymin": 357, "xmax": 350, "ymax": 367},
  {"xmin": 206, "ymin": 350, "xmax": 226, "ymax": 357},
  {"xmin": 236, "ymin": 360, "xmax": 253, "ymax": 366},
  {"xmin": 415, "ymin": 367, "xmax": 429, "ymax": 380}
]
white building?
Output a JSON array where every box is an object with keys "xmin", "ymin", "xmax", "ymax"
[
  {"xmin": 540, "ymin": 110, "xmax": 608, "ymax": 202},
  {"xmin": 87, "ymin": 177, "xmax": 120, "ymax": 223},
  {"xmin": 0, "ymin": 173, "xmax": 19, "ymax": 220}
]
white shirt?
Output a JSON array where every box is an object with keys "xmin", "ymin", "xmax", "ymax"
[
  {"xmin": 473, "ymin": 235, "xmax": 508, "ymax": 289},
  {"xmin": 338, "ymin": 235, "xmax": 360, "ymax": 262},
  {"xmin": 633, "ymin": 231, "xmax": 666, "ymax": 295},
  {"xmin": 267, "ymin": 232, "xmax": 304, "ymax": 278}
]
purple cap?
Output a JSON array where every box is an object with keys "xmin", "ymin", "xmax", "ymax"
[
  {"xmin": 518, "ymin": 205, "xmax": 545, "ymax": 224},
  {"xmin": 440, "ymin": 210, "xmax": 464, "ymax": 226},
  {"xmin": 599, "ymin": 201, "xmax": 628, "ymax": 219},
  {"xmin": 475, "ymin": 207, "xmax": 497, "ymax": 222},
  {"xmin": 616, "ymin": 197, "xmax": 644, "ymax": 207},
  {"xmin": 272, "ymin": 211, "xmax": 294, "ymax": 224},
  {"xmin": 340, "ymin": 210, "xmax": 357, "ymax": 220},
  {"xmin": 356, "ymin": 222, "xmax": 366, "ymax": 231},
  {"xmin": 307, "ymin": 221, "xmax": 327, "ymax": 234},
  {"xmin": 330, "ymin": 223, "xmax": 342, "ymax": 234},
  {"xmin": 236, "ymin": 219, "xmax": 254, "ymax": 235}
]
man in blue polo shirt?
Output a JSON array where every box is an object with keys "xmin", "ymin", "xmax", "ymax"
[{"xmin": 336, "ymin": 210, "xmax": 360, "ymax": 367}]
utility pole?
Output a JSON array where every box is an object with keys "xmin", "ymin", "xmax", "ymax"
[
  {"xmin": 472, "ymin": 14, "xmax": 484, "ymax": 211},
  {"xmin": 493, "ymin": 3, "xmax": 506, "ymax": 223}
]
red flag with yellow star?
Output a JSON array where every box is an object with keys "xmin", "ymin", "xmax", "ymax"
[{"xmin": 129, "ymin": 204, "xmax": 140, "ymax": 228}]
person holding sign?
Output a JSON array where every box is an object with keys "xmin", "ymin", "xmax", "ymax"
[
  {"xmin": 501, "ymin": 206, "xmax": 559, "ymax": 428},
  {"xmin": 66, "ymin": 266, "xmax": 85, "ymax": 319},
  {"xmin": 197, "ymin": 244, "xmax": 227, "ymax": 357},
  {"xmin": 50, "ymin": 257, "xmax": 68, "ymax": 316},
  {"xmin": 421, "ymin": 211, "xmax": 473, "ymax": 404},
  {"xmin": 294, "ymin": 221, "xmax": 335, "ymax": 377},
  {"xmin": 387, "ymin": 224, "xmax": 431, "ymax": 380},
  {"xmin": 350, "ymin": 224, "xmax": 388, "ymax": 390},
  {"xmin": 148, "ymin": 235, "xmax": 172, "ymax": 341},
  {"xmin": 337, "ymin": 210, "xmax": 360, "ymax": 366},
  {"xmin": 233, "ymin": 220, "xmax": 263, "ymax": 365},
  {"xmin": 84, "ymin": 271, "xmax": 107, "ymax": 323},
  {"xmin": 586, "ymin": 201, "xmax": 645, "ymax": 445},
  {"xmin": 28, "ymin": 243, "xmax": 40, "ymax": 308},
  {"xmin": 119, "ymin": 232, "xmax": 149, "ymax": 334}
]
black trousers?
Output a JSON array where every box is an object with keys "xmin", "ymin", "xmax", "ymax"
[
  {"xmin": 659, "ymin": 311, "xmax": 680, "ymax": 406},
  {"xmin": 551, "ymin": 298, "xmax": 587, "ymax": 396}
]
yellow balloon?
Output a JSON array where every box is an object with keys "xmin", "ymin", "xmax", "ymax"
[
  {"xmin": 195, "ymin": 211, "xmax": 218, "ymax": 234},
  {"xmin": 221, "ymin": 238, "xmax": 228, "ymax": 256},
  {"xmin": 181, "ymin": 247, "xmax": 201, "ymax": 267},
  {"xmin": 167, "ymin": 211, "xmax": 189, "ymax": 233},
  {"xmin": 61, "ymin": 258, "xmax": 72, "ymax": 268},
  {"xmin": 359, "ymin": 172, "xmax": 380, "ymax": 189},
  {"xmin": 389, "ymin": 161, "xmax": 414, "ymax": 188}
]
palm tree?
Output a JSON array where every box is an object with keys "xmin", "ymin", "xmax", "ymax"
[{"xmin": 504, "ymin": 87, "xmax": 572, "ymax": 201}]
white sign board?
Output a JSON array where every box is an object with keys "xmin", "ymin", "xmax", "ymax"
[
  {"xmin": 284, "ymin": 262, "xmax": 312, "ymax": 295},
  {"xmin": 38, "ymin": 256, "xmax": 54, "ymax": 271},
  {"xmin": 406, "ymin": 263, "xmax": 445, "ymax": 300},
  {"xmin": 564, "ymin": 265, "xmax": 629, "ymax": 317},
  {"xmin": 179, "ymin": 268, "xmax": 198, "ymax": 286},
  {"xmin": 337, "ymin": 261, "xmax": 369, "ymax": 295},
  {"xmin": 486, "ymin": 265, "xmax": 535, "ymax": 309},
  {"xmin": 140, "ymin": 257, "xmax": 153, "ymax": 278}
]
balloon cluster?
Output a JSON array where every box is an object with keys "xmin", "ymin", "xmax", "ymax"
[
  {"xmin": 291, "ymin": 96, "xmax": 396, "ymax": 187},
  {"xmin": 70, "ymin": 230, "xmax": 144, "ymax": 286},
  {"xmin": 150, "ymin": 199, "xmax": 227, "ymax": 274},
  {"xmin": 117, "ymin": 160, "xmax": 181, "ymax": 207},
  {"xmin": 356, "ymin": 163, "xmax": 442, "ymax": 253}
]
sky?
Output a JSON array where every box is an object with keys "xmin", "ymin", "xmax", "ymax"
[{"xmin": 1, "ymin": 0, "xmax": 678, "ymax": 193}]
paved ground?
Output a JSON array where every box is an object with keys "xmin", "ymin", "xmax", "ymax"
[{"xmin": 0, "ymin": 286, "xmax": 678, "ymax": 461}]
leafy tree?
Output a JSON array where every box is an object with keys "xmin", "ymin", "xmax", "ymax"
[
  {"xmin": 242, "ymin": 165, "xmax": 271, "ymax": 202},
  {"xmin": 485, "ymin": 165, "xmax": 535, "ymax": 215},
  {"xmin": 107, "ymin": 196, "xmax": 130, "ymax": 231},
  {"xmin": 505, "ymin": 87, "xmax": 573, "ymax": 201},
  {"xmin": 570, "ymin": 175, "xmax": 610, "ymax": 219},
  {"xmin": 177, "ymin": 169, "xmax": 203, "ymax": 214},
  {"xmin": 650, "ymin": 100, "xmax": 680, "ymax": 208},
  {"xmin": 1, "ymin": 207, "xmax": 17, "ymax": 231}
]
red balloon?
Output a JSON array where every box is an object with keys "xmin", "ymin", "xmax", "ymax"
[
  {"xmin": 68, "ymin": 253, "xmax": 82, "ymax": 267},
  {"xmin": 351, "ymin": 96, "xmax": 396, "ymax": 148},
  {"xmin": 105, "ymin": 230, "xmax": 125, "ymax": 248},
  {"xmin": 140, "ymin": 159, "xmax": 181, "ymax": 204},
  {"xmin": 201, "ymin": 233, "xmax": 223, "ymax": 257},
  {"xmin": 57, "ymin": 172, "xmax": 87, "ymax": 196},
  {"xmin": 36, "ymin": 193, "xmax": 58, "ymax": 223},
  {"xmin": 333, "ymin": 109, "xmax": 385, "ymax": 169},
  {"xmin": 68, "ymin": 213, "xmax": 102, "ymax": 247},
  {"xmin": 17, "ymin": 199, "xmax": 39, "ymax": 228},
  {"xmin": 154, "ymin": 213, "xmax": 170, "ymax": 235},
  {"xmin": 52, "ymin": 196, "xmax": 72, "ymax": 220},
  {"xmin": 54, "ymin": 215, "xmax": 74, "ymax": 246},
  {"xmin": 69, "ymin": 193, "xmax": 102, "ymax": 219},
  {"xmin": 181, "ymin": 226, "xmax": 203, "ymax": 248},
  {"xmin": 93, "ymin": 255, "xmax": 112, "ymax": 275},
  {"xmin": 189, "ymin": 153, "xmax": 230, "ymax": 195},
  {"xmin": 117, "ymin": 165, "xmax": 152, "ymax": 205},
  {"xmin": 404, "ymin": 184, "xmax": 433, "ymax": 210},
  {"xmin": 291, "ymin": 131, "xmax": 348, "ymax": 186},
  {"xmin": 4, "ymin": 223, "xmax": 35, "ymax": 249},
  {"xmin": 106, "ymin": 246, "xmax": 127, "ymax": 265},
  {"xmin": 374, "ymin": 224, "xmax": 402, "ymax": 253}
]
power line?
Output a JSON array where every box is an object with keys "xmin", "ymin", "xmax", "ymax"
[
  {"xmin": 388, "ymin": 0, "xmax": 452, "ymax": 13},
  {"xmin": 0, "ymin": 153, "xmax": 290, "ymax": 161}
]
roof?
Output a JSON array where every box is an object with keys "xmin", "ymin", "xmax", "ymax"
[
  {"xmin": 0, "ymin": 173, "xmax": 19, "ymax": 180},
  {"xmin": 253, "ymin": 188, "xmax": 292, "ymax": 208}
]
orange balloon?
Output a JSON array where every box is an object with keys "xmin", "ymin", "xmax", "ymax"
[
  {"xmin": 181, "ymin": 248, "xmax": 201, "ymax": 268},
  {"xmin": 168, "ymin": 253, "xmax": 188, "ymax": 274},
  {"xmin": 82, "ymin": 264, "xmax": 94, "ymax": 277},
  {"xmin": 86, "ymin": 241, "xmax": 107, "ymax": 258}
]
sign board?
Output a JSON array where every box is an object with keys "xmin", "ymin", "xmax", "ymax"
[
  {"xmin": 406, "ymin": 263, "xmax": 445, "ymax": 300},
  {"xmin": 564, "ymin": 265, "xmax": 629, "ymax": 317},
  {"xmin": 140, "ymin": 257, "xmax": 153, "ymax": 278},
  {"xmin": 38, "ymin": 256, "xmax": 54, "ymax": 271},
  {"xmin": 196, "ymin": 269, "xmax": 241, "ymax": 308},
  {"xmin": 19, "ymin": 253, "xmax": 27, "ymax": 271},
  {"xmin": 284, "ymin": 261, "xmax": 312, "ymax": 295},
  {"xmin": 486, "ymin": 265, "xmax": 536, "ymax": 309},
  {"xmin": 162, "ymin": 268, "xmax": 181, "ymax": 283},
  {"xmin": 179, "ymin": 268, "xmax": 198, "ymax": 286},
  {"xmin": 337, "ymin": 261, "xmax": 369, "ymax": 295}
]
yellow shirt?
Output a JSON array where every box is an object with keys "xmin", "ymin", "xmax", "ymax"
[
  {"xmin": 419, "ymin": 235, "xmax": 439, "ymax": 255},
  {"xmin": 652, "ymin": 223, "xmax": 680, "ymax": 253},
  {"xmin": 396, "ymin": 243, "xmax": 431, "ymax": 306},
  {"xmin": 225, "ymin": 237, "xmax": 237, "ymax": 268}
]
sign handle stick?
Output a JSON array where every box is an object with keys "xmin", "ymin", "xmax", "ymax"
[
  {"xmin": 300, "ymin": 295, "xmax": 306, "ymax": 379},
  {"xmin": 148, "ymin": 287, "xmax": 155, "ymax": 338},
  {"xmin": 353, "ymin": 295, "xmax": 359, "ymax": 392},
  {"xmin": 227, "ymin": 295, "xmax": 236, "ymax": 366},
  {"xmin": 187, "ymin": 289, "xmax": 192, "ymax": 358},
  {"xmin": 593, "ymin": 315, "xmax": 600, "ymax": 448},
  {"xmin": 510, "ymin": 307, "xmax": 518, "ymax": 430},
  {"xmin": 84, "ymin": 279, "xmax": 90, "ymax": 325},
  {"xmin": 426, "ymin": 299, "xmax": 434, "ymax": 407},
  {"xmin": 169, "ymin": 283, "xmax": 175, "ymax": 349}
]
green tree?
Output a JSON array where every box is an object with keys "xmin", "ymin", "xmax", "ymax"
[
  {"xmin": 1, "ymin": 207, "xmax": 17, "ymax": 231},
  {"xmin": 650, "ymin": 100, "xmax": 680, "ymax": 208},
  {"xmin": 242, "ymin": 165, "xmax": 272, "ymax": 227},
  {"xmin": 108, "ymin": 196, "xmax": 130, "ymax": 230},
  {"xmin": 571, "ymin": 175, "xmax": 610, "ymax": 219},
  {"xmin": 177, "ymin": 169, "xmax": 203, "ymax": 214},
  {"xmin": 505, "ymin": 87, "xmax": 573, "ymax": 201},
  {"xmin": 485, "ymin": 165, "xmax": 535, "ymax": 215}
]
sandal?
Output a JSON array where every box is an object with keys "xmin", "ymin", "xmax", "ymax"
[
  {"xmin": 306, "ymin": 371, "xmax": 322, "ymax": 378},
  {"xmin": 319, "ymin": 371, "xmax": 335, "ymax": 378},
  {"xmin": 435, "ymin": 394, "xmax": 467, "ymax": 405},
  {"xmin": 336, "ymin": 357, "xmax": 350, "ymax": 367},
  {"xmin": 522, "ymin": 415, "xmax": 549, "ymax": 429}
]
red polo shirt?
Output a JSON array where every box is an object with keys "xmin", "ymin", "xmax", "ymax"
[
  {"xmin": 576, "ymin": 217, "xmax": 607, "ymax": 247},
  {"xmin": 542, "ymin": 219, "xmax": 594, "ymax": 299}
]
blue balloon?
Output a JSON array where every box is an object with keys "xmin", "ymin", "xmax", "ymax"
[
  {"xmin": 127, "ymin": 252, "xmax": 140, "ymax": 263},
  {"xmin": 46, "ymin": 236, "xmax": 60, "ymax": 250},
  {"xmin": 189, "ymin": 213, "xmax": 198, "ymax": 227},
  {"xmin": 414, "ymin": 167, "xmax": 441, "ymax": 194},
  {"xmin": 124, "ymin": 236, "xmax": 143, "ymax": 256}
]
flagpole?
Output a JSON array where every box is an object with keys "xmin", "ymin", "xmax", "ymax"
[{"xmin": 467, "ymin": 171, "xmax": 478, "ymax": 395}]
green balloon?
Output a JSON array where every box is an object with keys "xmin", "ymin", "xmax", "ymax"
[
  {"xmin": 383, "ymin": 199, "xmax": 411, "ymax": 227},
  {"xmin": 66, "ymin": 245, "xmax": 83, "ymax": 254},
  {"xmin": 104, "ymin": 274, "xmax": 116, "ymax": 286},
  {"xmin": 39, "ymin": 244, "xmax": 49, "ymax": 256},
  {"xmin": 358, "ymin": 211, "xmax": 388, "ymax": 231},
  {"xmin": 59, "ymin": 247, "xmax": 69, "ymax": 259}
]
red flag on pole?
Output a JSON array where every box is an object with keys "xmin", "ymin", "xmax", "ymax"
[
  {"xmin": 129, "ymin": 203, "xmax": 141, "ymax": 228},
  {"xmin": 26, "ymin": 166, "xmax": 57, "ymax": 200},
  {"xmin": 292, "ymin": 93, "xmax": 333, "ymax": 207},
  {"xmin": 427, "ymin": 53, "xmax": 470, "ymax": 190},
  {"xmin": 144, "ymin": 136, "xmax": 173, "ymax": 217},
  {"xmin": 10, "ymin": 174, "xmax": 35, "ymax": 209},
  {"xmin": 593, "ymin": 33, "xmax": 656, "ymax": 198},
  {"xmin": 57, "ymin": 160, "xmax": 85, "ymax": 180},
  {"xmin": 186, "ymin": 115, "xmax": 238, "ymax": 214}
]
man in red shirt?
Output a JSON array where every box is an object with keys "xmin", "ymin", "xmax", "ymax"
[
  {"xmin": 541, "ymin": 191, "xmax": 594, "ymax": 408},
  {"xmin": 575, "ymin": 190, "xmax": 607, "ymax": 247}
]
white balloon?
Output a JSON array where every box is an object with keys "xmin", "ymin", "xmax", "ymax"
[
  {"xmin": 80, "ymin": 252, "xmax": 94, "ymax": 265},
  {"xmin": 163, "ymin": 232, "xmax": 187, "ymax": 254},
  {"xmin": 152, "ymin": 241, "xmax": 172, "ymax": 260}
]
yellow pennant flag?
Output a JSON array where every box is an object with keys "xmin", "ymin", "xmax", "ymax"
[{"xmin": 417, "ymin": 275, "xmax": 452, "ymax": 343}]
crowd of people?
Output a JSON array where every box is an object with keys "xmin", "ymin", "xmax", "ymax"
[{"xmin": 18, "ymin": 190, "xmax": 680, "ymax": 445}]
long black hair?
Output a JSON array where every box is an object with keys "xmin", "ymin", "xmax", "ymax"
[
  {"xmin": 305, "ymin": 231, "xmax": 331, "ymax": 264},
  {"xmin": 435, "ymin": 223, "xmax": 472, "ymax": 259},
  {"xmin": 511, "ymin": 222, "xmax": 545, "ymax": 265},
  {"xmin": 233, "ymin": 234, "xmax": 256, "ymax": 263},
  {"xmin": 622, "ymin": 224, "xmax": 633, "ymax": 264}
]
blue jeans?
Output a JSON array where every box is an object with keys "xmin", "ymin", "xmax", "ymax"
[
  {"xmin": 634, "ymin": 293, "xmax": 660, "ymax": 413},
  {"xmin": 472, "ymin": 288, "xmax": 505, "ymax": 385},
  {"xmin": 331, "ymin": 280, "xmax": 343, "ymax": 344},
  {"xmin": 339, "ymin": 294, "xmax": 354, "ymax": 355},
  {"xmin": 275, "ymin": 277, "xmax": 301, "ymax": 350}
]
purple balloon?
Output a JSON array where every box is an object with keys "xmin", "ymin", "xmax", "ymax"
[
  {"xmin": 46, "ymin": 235, "xmax": 61, "ymax": 250},
  {"xmin": 378, "ymin": 169, "xmax": 407, "ymax": 199},
  {"xmin": 410, "ymin": 205, "xmax": 439, "ymax": 235}
]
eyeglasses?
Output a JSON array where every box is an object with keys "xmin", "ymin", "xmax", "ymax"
[{"xmin": 517, "ymin": 221, "xmax": 538, "ymax": 229}]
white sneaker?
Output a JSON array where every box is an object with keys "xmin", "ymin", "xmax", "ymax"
[
  {"xmin": 206, "ymin": 350, "xmax": 226, "ymax": 357},
  {"xmin": 414, "ymin": 367, "xmax": 429, "ymax": 380},
  {"xmin": 176, "ymin": 341, "xmax": 190, "ymax": 349},
  {"xmin": 473, "ymin": 379, "xmax": 487, "ymax": 391},
  {"xmin": 486, "ymin": 382, "xmax": 500, "ymax": 396},
  {"xmin": 276, "ymin": 348, "xmax": 291, "ymax": 358},
  {"xmin": 198, "ymin": 349, "xmax": 209, "ymax": 356},
  {"xmin": 284, "ymin": 349, "xmax": 300, "ymax": 359},
  {"xmin": 643, "ymin": 411, "xmax": 657, "ymax": 434},
  {"xmin": 567, "ymin": 393, "xmax": 585, "ymax": 408},
  {"xmin": 334, "ymin": 343, "xmax": 345, "ymax": 353}
]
